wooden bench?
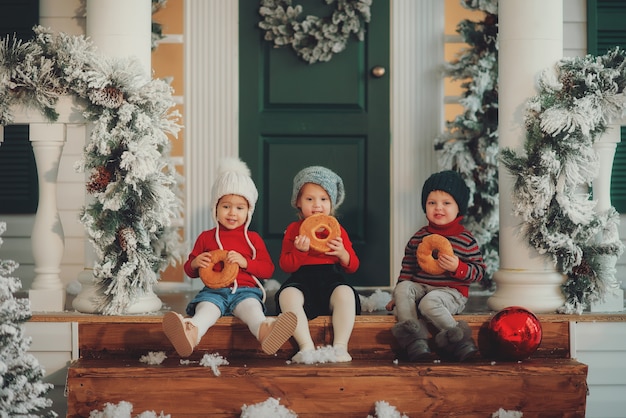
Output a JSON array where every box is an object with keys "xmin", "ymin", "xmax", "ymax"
[{"xmin": 62, "ymin": 314, "xmax": 588, "ymax": 417}]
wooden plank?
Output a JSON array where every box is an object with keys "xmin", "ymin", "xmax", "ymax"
[
  {"xmin": 77, "ymin": 316, "xmax": 571, "ymax": 360},
  {"xmin": 66, "ymin": 358, "xmax": 587, "ymax": 418}
]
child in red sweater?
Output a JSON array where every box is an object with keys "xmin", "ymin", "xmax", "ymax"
[
  {"xmin": 387, "ymin": 170, "xmax": 486, "ymax": 362},
  {"xmin": 276, "ymin": 166, "xmax": 360, "ymax": 363},
  {"xmin": 162, "ymin": 158, "xmax": 296, "ymax": 357}
]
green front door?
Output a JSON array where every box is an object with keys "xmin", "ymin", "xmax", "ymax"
[{"xmin": 239, "ymin": 0, "xmax": 390, "ymax": 288}]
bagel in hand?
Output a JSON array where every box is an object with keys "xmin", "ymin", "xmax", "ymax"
[
  {"xmin": 199, "ymin": 249, "xmax": 239, "ymax": 288},
  {"xmin": 416, "ymin": 234, "xmax": 454, "ymax": 275},
  {"xmin": 299, "ymin": 213, "xmax": 341, "ymax": 253}
]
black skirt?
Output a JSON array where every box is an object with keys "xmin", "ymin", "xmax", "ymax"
[{"xmin": 275, "ymin": 264, "xmax": 361, "ymax": 320}]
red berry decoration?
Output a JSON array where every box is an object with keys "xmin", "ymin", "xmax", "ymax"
[{"xmin": 488, "ymin": 306, "xmax": 542, "ymax": 361}]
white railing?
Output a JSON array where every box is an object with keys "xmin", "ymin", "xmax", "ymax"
[{"xmin": 7, "ymin": 96, "xmax": 85, "ymax": 311}]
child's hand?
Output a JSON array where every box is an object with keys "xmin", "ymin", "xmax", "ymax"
[
  {"xmin": 385, "ymin": 299, "xmax": 395, "ymax": 311},
  {"xmin": 294, "ymin": 234, "xmax": 311, "ymax": 252},
  {"xmin": 191, "ymin": 252, "xmax": 213, "ymax": 270},
  {"xmin": 437, "ymin": 253, "xmax": 459, "ymax": 273},
  {"xmin": 226, "ymin": 250, "xmax": 248, "ymax": 269},
  {"xmin": 326, "ymin": 237, "xmax": 350, "ymax": 265}
]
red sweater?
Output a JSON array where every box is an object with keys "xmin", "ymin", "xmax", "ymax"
[
  {"xmin": 184, "ymin": 224, "xmax": 274, "ymax": 288},
  {"xmin": 279, "ymin": 219, "xmax": 359, "ymax": 274}
]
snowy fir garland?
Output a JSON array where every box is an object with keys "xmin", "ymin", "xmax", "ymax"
[
  {"xmin": 0, "ymin": 222, "xmax": 56, "ymax": 417},
  {"xmin": 501, "ymin": 47, "xmax": 626, "ymax": 314},
  {"xmin": 258, "ymin": 0, "xmax": 372, "ymax": 64},
  {"xmin": 435, "ymin": 0, "xmax": 499, "ymax": 289},
  {"xmin": 0, "ymin": 26, "xmax": 184, "ymax": 315}
]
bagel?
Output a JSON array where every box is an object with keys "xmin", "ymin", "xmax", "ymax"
[
  {"xmin": 199, "ymin": 249, "xmax": 239, "ymax": 288},
  {"xmin": 299, "ymin": 213, "xmax": 341, "ymax": 253},
  {"xmin": 416, "ymin": 234, "xmax": 454, "ymax": 275}
]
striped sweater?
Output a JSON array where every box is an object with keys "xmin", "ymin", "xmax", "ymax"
[{"xmin": 397, "ymin": 216, "xmax": 485, "ymax": 297}]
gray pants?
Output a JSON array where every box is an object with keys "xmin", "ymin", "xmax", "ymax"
[{"xmin": 392, "ymin": 280, "xmax": 467, "ymax": 331}]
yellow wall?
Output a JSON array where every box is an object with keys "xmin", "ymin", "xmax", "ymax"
[
  {"xmin": 152, "ymin": 0, "xmax": 185, "ymax": 282},
  {"xmin": 444, "ymin": 0, "xmax": 485, "ymax": 122}
]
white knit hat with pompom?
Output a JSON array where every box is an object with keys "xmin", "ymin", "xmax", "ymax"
[{"xmin": 211, "ymin": 157, "xmax": 259, "ymax": 257}]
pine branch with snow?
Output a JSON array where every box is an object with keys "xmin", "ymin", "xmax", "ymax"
[
  {"xmin": 501, "ymin": 47, "xmax": 626, "ymax": 313},
  {"xmin": 1, "ymin": 26, "xmax": 185, "ymax": 315}
]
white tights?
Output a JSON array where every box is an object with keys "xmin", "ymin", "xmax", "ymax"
[{"xmin": 278, "ymin": 285, "xmax": 355, "ymax": 352}]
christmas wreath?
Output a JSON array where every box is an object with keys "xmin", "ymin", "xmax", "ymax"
[
  {"xmin": 501, "ymin": 47, "xmax": 626, "ymax": 314},
  {"xmin": 258, "ymin": 0, "xmax": 372, "ymax": 64},
  {"xmin": 0, "ymin": 26, "xmax": 183, "ymax": 315}
]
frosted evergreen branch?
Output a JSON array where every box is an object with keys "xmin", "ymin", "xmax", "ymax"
[
  {"xmin": 502, "ymin": 47, "xmax": 626, "ymax": 312},
  {"xmin": 1, "ymin": 26, "xmax": 184, "ymax": 315}
]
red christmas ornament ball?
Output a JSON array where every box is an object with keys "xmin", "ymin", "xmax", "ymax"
[{"xmin": 488, "ymin": 306, "xmax": 542, "ymax": 360}]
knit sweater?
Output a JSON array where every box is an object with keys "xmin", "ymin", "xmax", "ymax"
[
  {"xmin": 184, "ymin": 224, "xmax": 274, "ymax": 288},
  {"xmin": 397, "ymin": 216, "xmax": 485, "ymax": 297},
  {"xmin": 279, "ymin": 219, "xmax": 359, "ymax": 274}
]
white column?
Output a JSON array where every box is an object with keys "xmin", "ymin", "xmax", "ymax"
[
  {"xmin": 184, "ymin": 0, "xmax": 239, "ymax": 290},
  {"xmin": 73, "ymin": 0, "xmax": 158, "ymax": 313},
  {"xmin": 28, "ymin": 123, "xmax": 66, "ymax": 311},
  {"xmin": 85, "ymin": 0, "xmax": 151, "ymax": 79},
  {"xmin": 391, "ymin": 0, "xmax": 444, "ymax": 284},
  {"xmin": 488, "ymin": 0, "xmax": 566, "ymax": 313},
  {"xmin": 590, "ymin": 123, "xmax": 624, "ymax": 312}
]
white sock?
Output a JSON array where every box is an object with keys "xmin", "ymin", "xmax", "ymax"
[
  {"xmin": 233, "ymin": 297, "xmax": 266, "ymax": 339},
  {"xmin": 190, "ymin": 302, "xmax": 221, "ymax": 344}
]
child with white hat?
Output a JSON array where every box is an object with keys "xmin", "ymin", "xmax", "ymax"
[
  {"xmin": 162, "ymin": 158, "xmax": 297, "ymax": 357},
  {"xmin": 275, "ymin": 166, "xmax": 361, "ymax": 363}
]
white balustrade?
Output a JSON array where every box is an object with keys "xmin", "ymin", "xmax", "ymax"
[
  {"xmin": 590, "ymin": 121, "xmax": 625, "ymax": 312},
  {"xmin": 9, "ymin": 96, "xmax": 85, "ymax": 311}
]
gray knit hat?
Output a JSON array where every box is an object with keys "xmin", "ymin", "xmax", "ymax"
[
  {"xmin": 421, "ymin": 170, "xmax": 470, "ymax": 215},
  {"xmin": 291, "ymin": 166, "xmax": 345, "ymax": 209}
]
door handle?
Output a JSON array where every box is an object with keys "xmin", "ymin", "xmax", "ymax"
[{"xmin": 371, "ymin": 66, "xmax": 386, "ymax": 78}]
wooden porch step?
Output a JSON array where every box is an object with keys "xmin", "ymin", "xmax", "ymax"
[
  {"xmin": 76, "ymin": 315, "xmax": 571, "ymax": 360},
  {"xmin": 66, "ymin": 356, "xmax": 587, "ymax": 418},
  {"xmin": 64, "ymin": 314, "xmax": 587, "ymax": 416}
]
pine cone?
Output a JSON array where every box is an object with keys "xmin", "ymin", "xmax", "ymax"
[
  {"xmin": 86, "ymin": 166, "xmax": 113, "ymax": 194},
  {"xmin": 118, "ymin": 227, "xmax": 137, "ymax": 252},
  {"xmin": 572, "ymin": 259, "xmax": 592, "ymax": 277},
  {"xmin": 89, "ymin": 85, "xmax": 125, "ymax": 108}
]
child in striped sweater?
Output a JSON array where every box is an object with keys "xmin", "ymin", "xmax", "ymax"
[{"xmin": 386, "ymin": 170, "xmax": 486, "ymax": 362}]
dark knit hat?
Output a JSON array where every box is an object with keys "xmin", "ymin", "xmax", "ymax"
[{"xmin": 421, "ymin": 170, "xmax": 470, "ymax": 215}]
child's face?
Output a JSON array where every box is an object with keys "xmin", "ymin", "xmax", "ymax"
[
  {"xmin": 297, "ymin": 183, "xmax": 332, "ymax": 218},
  {"xmin": 425, "ymin": 190, "xmax": 459, "ymax": 226},
  {"xmin": 216, "ymin": 194, "xmax": 249, "ymax": 230}
]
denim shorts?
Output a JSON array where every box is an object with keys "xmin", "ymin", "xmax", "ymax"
[{"xmin": 186, "ymin": 286, "xmax": 265, "ymax": 316}]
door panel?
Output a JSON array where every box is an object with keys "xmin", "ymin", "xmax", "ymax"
[{"xmin": 239, "ymin": 0, "xmax": 390, "ymax": 287}]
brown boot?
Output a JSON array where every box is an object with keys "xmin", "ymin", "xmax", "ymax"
[
  {"xmin": 162, "ymin": 312, "xmax": 198, "ymax": 357},
  {"xmin": 258, "ymin": 311, "xmax": 297, "ymax": 355}
]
